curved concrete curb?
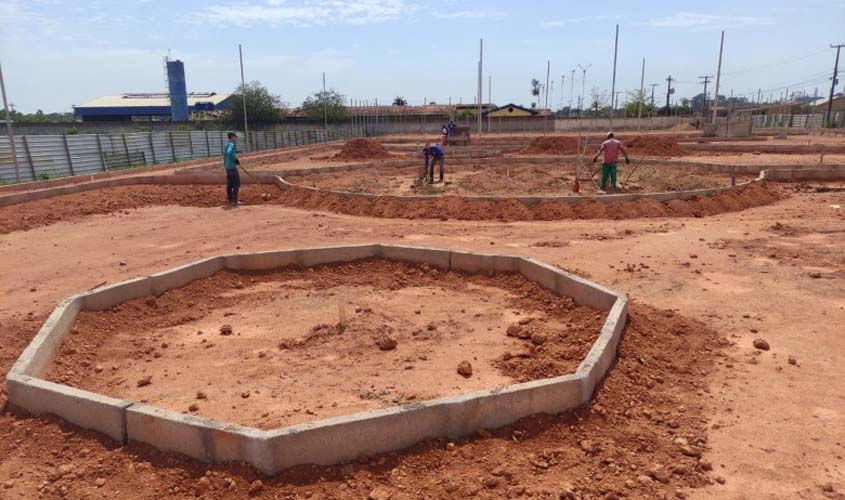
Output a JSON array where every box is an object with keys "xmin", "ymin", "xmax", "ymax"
[
  {"xmin": 6, "ymin": 244, "xmax": 627, "ymax": 474},
  {"xmin": 1, "ymin": 159, "xmax": 841, "ymax": 211}
]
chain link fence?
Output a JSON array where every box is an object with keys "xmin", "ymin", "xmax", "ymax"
[{"xmin": 0, "ymin": 128, "xmax": 369, "ymax": 184}]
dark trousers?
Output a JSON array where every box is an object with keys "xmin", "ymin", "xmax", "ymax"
[
  {"xmin": 226, "ymin": 169, "xmax": 240, "ymax": 203},
  {"xmin": 430, "ymin": 157, "xmax": 444, "ymax": 183}
]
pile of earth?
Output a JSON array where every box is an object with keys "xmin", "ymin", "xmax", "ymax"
[
  {"xmin": 520, "ymin": 136, "xmax": 582, "ymax": 155},
  {"xmin": 624, "ymin": 135, "xmax": 689, "ymax": 157},
  {"xmin": 335, "ymin": 139, "xmax": 393, "ymax": 160}
]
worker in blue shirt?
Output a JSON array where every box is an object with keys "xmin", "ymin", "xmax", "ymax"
[
  {"xmin": 423, "ymin": 142, "xmax": 445, "ymax": 184},
  {"xmin": 223, "ymin": 132, "xmax": 240, "ymax": 206}
]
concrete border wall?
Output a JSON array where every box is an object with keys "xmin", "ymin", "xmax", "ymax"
[{"xmin": 5, "ymin": 244, "xmax": 627, "ymax": 475}]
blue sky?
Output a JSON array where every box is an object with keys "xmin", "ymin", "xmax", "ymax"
[{"xmin": 1, "ymin": 0, "xmax": 843, "ymax": 113}]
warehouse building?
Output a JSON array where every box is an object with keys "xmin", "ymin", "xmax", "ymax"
[{"xmin": 73, "ymin": 92, "xmax": 234, "ymax": 122}]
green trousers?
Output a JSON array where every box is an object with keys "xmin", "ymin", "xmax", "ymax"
[{"xmin": 600, "ymin": 162, "xmax": 617, "ymax": 191}]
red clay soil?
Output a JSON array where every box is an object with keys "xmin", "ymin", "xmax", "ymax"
[
  {"xmin": 278, "ymin": 182, "xmax": 784, "ymax": 222},
  {"xmin": 520, "ymin": 136, "xmax": 582, "ymax": 155},
  {"xmin": 47, "ymin": 259, "xmax": 605, "ymax": 429},
  {"xmin": 335, "ymin": 139, "xmax": 393, "ymax": 160},
  {"xmin": 0, "ymin": 184, "xmax": 275, "ymax": 234},
  {"xmin": 0, "ymin": 181, "xmax": 784, "ymax": 234},
  {"xmin": 624, "ymin": 136, "xmax": 690, "ymax": 157},
  {"xmin": 1, "ymin": 302, "xmax": 723, "ymax": 499}
]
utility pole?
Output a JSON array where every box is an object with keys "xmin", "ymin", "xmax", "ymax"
[
  {"xmin": 477, "ymin": 38, "xmax": 483, "ymax": 135},
  {"xmin": 569, "ymin": 69, "xmax": 575, "ymax": 118},
  {"xmin": 638, "ymin": 58, "xmax": 645, "ymax": 121},
  {"xmin": 650, "ymin": 83, "xmax": 659, "ymax": 117},
  {"xmin": 698, "ymin": 75, "xmax": 712, "ymax": 116},
  {"xmin": 712, "ymin": 30, "xmax": 725, "ymax": 124},
  {"xmin": 827, "ymin": 43, "xmax": 843, "ymax": 127},
  {"xmin": 609, "ymin": 24, "xmax": 619, "ymax": 129},
  {"xmin": 322, "ymin": 72, "xmax": 328, "ymax": 131},
  {"xmin": 665, "ymin": 75, "xmax": 674, "ymax": 115},
  {"xmin": 0, "ymin": 62, "xmax": 20, "ymax": 183},
  {"xmin": 238, "ymin": 44, "xmax": 249, "ymax": 151},
  {"xmin": 544, "ymin": 60, "xmax": 550, "ymax": 132}
]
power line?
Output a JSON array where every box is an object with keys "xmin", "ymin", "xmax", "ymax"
[{"xmin": 721, "ymin": 47, "xmax": 829, "ymax": 76}]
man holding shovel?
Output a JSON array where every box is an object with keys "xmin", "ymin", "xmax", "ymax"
[
  {"xmin": 592, "ymin": 132, "xmax": 629, "ymax": 193},
  {"xmin": 223, "ymin": 132, "xmax": 240, "ymax": 206}
]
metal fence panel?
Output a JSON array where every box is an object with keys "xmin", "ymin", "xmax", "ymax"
[
  {"xmin": 1, "ymin": 126, "xmax": 373, "ymax": 185},
  {"xmin": 66, "ymin": 134, "xmax": 104, "ymax": 175},
  {"xmin": 151, "ymin": 132, "xmax": 175, "ymax": 163},
  {"xmin": 25, "ymin": 135, "xmax": 71, "ymax": 179},
  {"xmin": 0, "ymin": 136, "xmax": 34, "ymax": 183}
]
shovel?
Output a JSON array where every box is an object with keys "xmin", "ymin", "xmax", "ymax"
[{"xmin": 239, "ymin": 163, "xmax": 272, "ymax": 201}]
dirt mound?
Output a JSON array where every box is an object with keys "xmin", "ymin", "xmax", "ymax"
[
  {"xmin": 520, "ymin": 136, "xmax": 581, "ymax": 155},
  {"xmin": 335, "ymin": 139, "xmax": 392, "ymax": 160},
  {"xmin": 624, "ymin": 135, "xmax": 690, "ymax": 157},
  {"xmin": 0, "ymin": 184, "xmax": 275, "ymax": 235},
  {"xmin": 278, "ymin": 181, "xmax": 783, "ymax": 221}
]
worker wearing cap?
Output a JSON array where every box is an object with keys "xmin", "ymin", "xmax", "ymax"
[
  {"xmin": 592, "ymin": 132, "xmax": 629, "ymax": 193},
  {"xmin": 427, "ymin": 142, "xmax": 445, "ymax": 183},
  {"xmin": 223, "ymin": 132, "xmax": 241, "ymax": 206}
]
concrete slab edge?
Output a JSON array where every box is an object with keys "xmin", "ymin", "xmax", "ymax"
[{"xmin": 5, "ymin": 244, "xmax": 628, "ymax": 475}]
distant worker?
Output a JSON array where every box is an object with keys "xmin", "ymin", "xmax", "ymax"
[
  {"xmin": 428, "ymin": 142, "xmax": 445, "ymax": 183},
  {"xmin": 421, "ymin": 143, "xmax": 431, "ymax": 182},
  {"xmin": 441, "ymin": 124, "xmax": 449, "ymax": 146},
  {"xmin": 448, "ymin": 120, "xmax": 457, "ymax": 137},
  {"xmin": 223, "ymin": 132, "xmax": 241, "ymax": 206},
  {"xmin": 592, "ymin": 132, "xmax": 629, "ymax": 193}
]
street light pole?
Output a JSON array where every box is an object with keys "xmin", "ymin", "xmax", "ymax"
[
  {"xmin": 578, "ymin": 64, "xmax": 591, "ymax": 118},
  {"xmin": 569, "ymin": 69, "xmax": 575, "ymax": 118},
  {"xmin": 238, "ymin": 44, "xmax": 249, "ymax": 151},
  {"xmin": 711, "ymin": 30, "xmax": 725, "ymax": 124},
  {"xmin": 609, "ymin": 24, "xmax": 619, "ymax": 130}
]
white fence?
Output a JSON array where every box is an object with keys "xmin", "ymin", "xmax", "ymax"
[
  {"xmin": 752, "ymin": 112, "xmax": 845, "ymax": 130},
  {"xmin": 0, "ymin": 128, "xmax": 364, "ymax": 184}
]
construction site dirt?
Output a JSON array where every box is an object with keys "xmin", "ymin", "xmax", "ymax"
[
  {"xmin": 0, "ymin": 134, "xmax": 844, "ymax": 500},
  {"xmin": 286, "ymin": 162, "xmax": 754, "ymax": 196},
  {"xmin": 47, "ymin": 259, "xmax": 605, "ymax": 430},
  {"xmin": 0, "ymin": 180, "xmax": 783, "ymax": 234}
]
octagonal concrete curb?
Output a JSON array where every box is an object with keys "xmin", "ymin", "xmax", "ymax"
[{"xmin": 6, "ymin": 244, "xmax": 627, "ymax": 475}]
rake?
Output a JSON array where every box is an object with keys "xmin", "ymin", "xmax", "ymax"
[{"xmin": 239, "ymin": 163, "xmax": 272, "ymax": 201}]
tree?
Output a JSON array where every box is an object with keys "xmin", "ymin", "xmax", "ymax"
[
  {"xmin": 393, "ymin": 96, "xmax": 407, "ymax": 106},
  {"xmin": 623, "ymin": 89, "xmax": 653, "ymax": 117},
  {"xmin": 302, "ymin": 89, "xmax": 348, "ymax": 120},
  {"xmin": 530, "ymin": 79, "xmax": 541, "ymax": 107},
  {"xmin": 222, "ymin": 81, "xmax": 285, "ymax": 127}
]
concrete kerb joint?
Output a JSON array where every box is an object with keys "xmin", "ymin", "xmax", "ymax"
[{"xmin": 4, "ymin": 244, "xmax": 627, "ymax": 474}]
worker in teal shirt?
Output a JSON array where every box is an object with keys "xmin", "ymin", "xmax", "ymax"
[{"xmin": 223, "ymin": 132, "xmax": 240, "ymax": 206}]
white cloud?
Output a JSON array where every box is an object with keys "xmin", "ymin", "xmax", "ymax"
[
  {"xmin": 541, "ymin": 15, "xmax": 617, "ymax": 27},
  {"xmin": 433, "ymin": 10, "xmax": 506, "ymax": 19},
  {"xmin": 199, "ymin": 0, "xmax": 415, "ymax": 27},
  {"xmin": 647, "ymin": 12, "xmax": 772, "ymax": 30}
]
